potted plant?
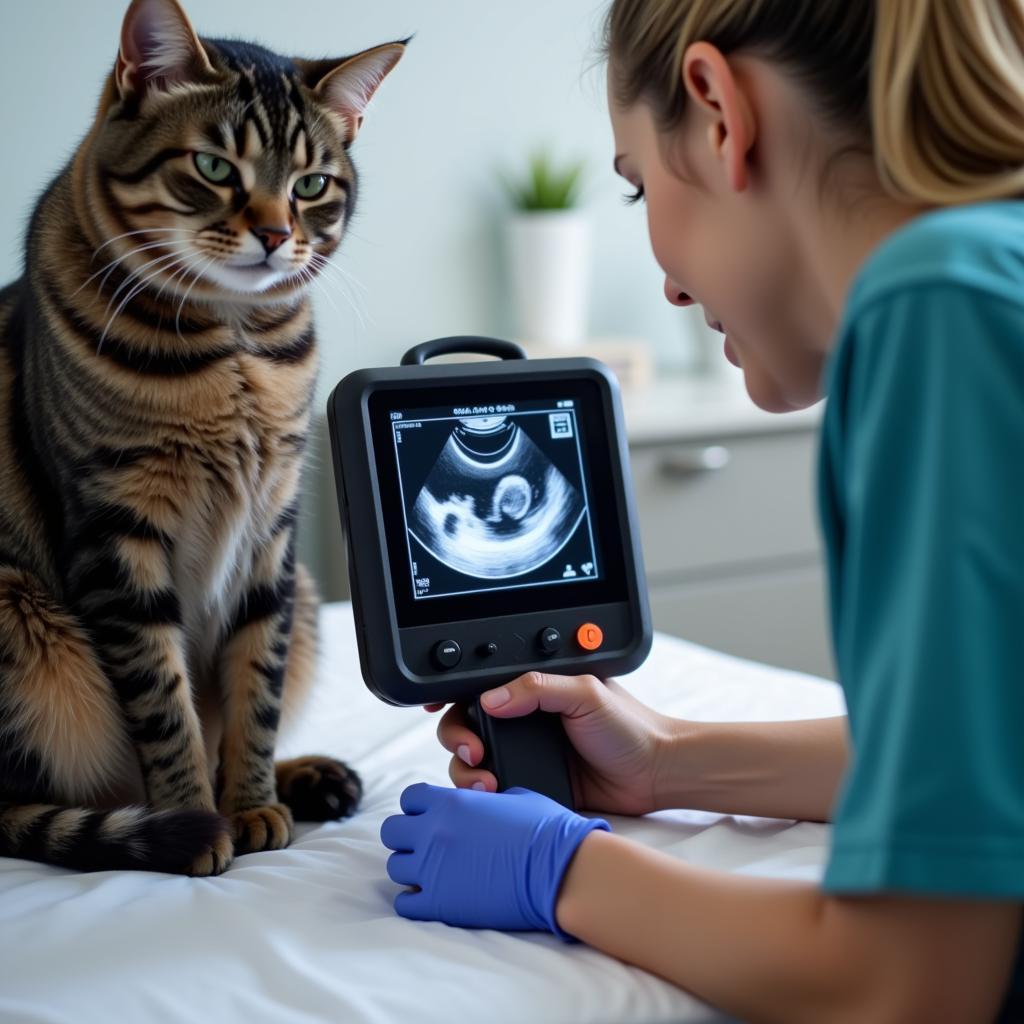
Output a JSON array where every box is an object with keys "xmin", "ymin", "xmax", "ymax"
[{"xmin": 503, "ymin": 151, "xmax": 589, "ymax": 349}]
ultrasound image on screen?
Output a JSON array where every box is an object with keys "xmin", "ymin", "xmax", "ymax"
[{"xmin": 389, "ymin": 402, "xmax": 600, "ymax": 600}]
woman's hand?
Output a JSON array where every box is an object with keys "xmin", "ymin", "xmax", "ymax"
[{"xmin": 427, "ymin": 672, "xmax": 680, "ymax": 815}]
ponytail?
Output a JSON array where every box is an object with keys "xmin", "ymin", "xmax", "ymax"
[
  {"xmin": 604, "ymin": 0, "xmax": 1024, "ymax": 206},
  {"xmin": 872, "ymin": 0, "xmax": 1024, "ymax": 203}
]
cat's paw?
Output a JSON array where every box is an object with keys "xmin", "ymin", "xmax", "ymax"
[
  {"xmin": 276, "ymin": 755, "xmax": 363, "ymax": 821},
  {"xmin": 230, "ymin": 802, "xmax": 294, "ymax": 855},
  {"xmin": 187, "ymin": 829, "xmax": 235, "ymax": 877}
]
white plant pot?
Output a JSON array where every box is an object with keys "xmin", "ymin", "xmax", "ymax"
[{"xmin": 507, "ymin": 209, "xmax": 590, "ymax": 349}]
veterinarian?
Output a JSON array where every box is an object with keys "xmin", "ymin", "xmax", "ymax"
[{"xmin": 382, "ymin": 2, "xmax": 1024, "ymax": 1019}]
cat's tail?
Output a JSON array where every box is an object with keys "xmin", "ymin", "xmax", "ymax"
[{"xmin": 0, "ymin": 802, "xmax": 231, "ymax": 874}]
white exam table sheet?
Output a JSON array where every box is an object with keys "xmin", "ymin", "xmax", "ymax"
[{"xmin": 0, "ymin": 601, "xmax": 844, "ymax": 1024}]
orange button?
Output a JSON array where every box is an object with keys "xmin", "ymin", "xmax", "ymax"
[{"xmin": 576, "ymin": 623, "xmax": 603, "ymax": 651}]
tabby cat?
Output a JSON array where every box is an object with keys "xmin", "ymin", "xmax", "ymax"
[{"xmin": 0, "ymin": 0, "xmax": 404, "ymax": 875}]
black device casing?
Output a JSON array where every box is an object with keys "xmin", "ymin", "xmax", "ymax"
[{"xmin": 326, "ymin": 343, "xmax": 652, "ymax": 709}]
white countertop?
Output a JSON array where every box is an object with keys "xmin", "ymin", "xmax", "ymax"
[
  {"xmin": 516, "ymin": 337, "xmax": 822, "ymax": 444},
  {"xmin": 620, "ymin": 370, "xmax": 824, "ymax": 445}
]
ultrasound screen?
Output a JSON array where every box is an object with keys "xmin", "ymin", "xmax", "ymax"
[{"xmin": 388, "ymin": 399, "xmax": 601, "ymax": 601}]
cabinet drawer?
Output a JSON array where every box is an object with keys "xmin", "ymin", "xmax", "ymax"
[
  {"xmin": 649, "ymin": 565, "xmax": 835, "ymax": 679},
  {"xmin": 629, "ymin": 430, "xmax": 820, "ymax": 581}
]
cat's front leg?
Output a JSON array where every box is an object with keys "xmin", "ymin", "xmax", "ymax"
[
  {"xmin": 215, "ymin": 529, "xmax": 300, "ymax": 854},
  {"xmin": 71, "ymin": 522, "xmax": 233, "ymax": 875}
]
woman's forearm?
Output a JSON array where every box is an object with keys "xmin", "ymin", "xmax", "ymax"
[
  {"xmin": 656, "ymin": 716, "xmax": 849, "ymax": 821},
  {"xmin": 556, "ymin": 831, "xmax": 1020, "ymax": 1024},
  {"xmin": 557, "ymin": 832, "xmax": 846, "ymax": 1023}
]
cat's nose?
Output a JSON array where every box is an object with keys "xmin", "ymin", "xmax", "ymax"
[{"xmin": 251, "ymin": 224, "xmax": 292, "ymax": 255}]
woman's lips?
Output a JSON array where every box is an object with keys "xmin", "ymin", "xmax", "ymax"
[
  {"xmin": 724, "ymin": 337, "xmax": 740, "ymax": 367},
  {"xmin": 705, "ymin": 317, "xmax": 740, "ymax": 367}
]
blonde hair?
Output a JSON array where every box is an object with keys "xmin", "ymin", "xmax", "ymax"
[{"xmin": 604, "ymin": 0, "xmax": 1024, "ymax": 204}]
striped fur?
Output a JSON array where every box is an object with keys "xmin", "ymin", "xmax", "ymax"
[{"xmin": 0, "ymin": 0, "xmax": 403, "ymax": 875}]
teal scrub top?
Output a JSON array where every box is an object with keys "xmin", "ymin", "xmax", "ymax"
[
  {"xmin": 818, "ymin": 201, "xmax": 1024, "ymax": 1012},
  {"xmin": 820, "ymin": 199, "xmax": 1024, "ymax": 894}
]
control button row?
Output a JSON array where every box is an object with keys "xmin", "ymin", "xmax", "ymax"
[
  {"xmin": 432, "ymin": 623, "xmax": 604, "ymax": 671},
  {"xmin": 432, "ymin": 638, "xmax": 500, "ymax": 671},
  {"xmin": 540, "ymin": 623, "xmax": 604, "ymax": 655}
]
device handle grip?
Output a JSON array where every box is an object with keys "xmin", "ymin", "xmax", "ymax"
[
  {"xmin": 400, "ymin": 336, "xmax": 528, "ymax": 366},
  {"xmin": 465, "ymin": 699, "xmax": 577, "ymax": 810}
]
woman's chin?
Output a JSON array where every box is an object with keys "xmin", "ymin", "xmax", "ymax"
[
  {"xmin": 742, "ymin": 372, "xmax": 818, "ymax": 414},
  {"xmin": 744, "ymin": 382, "xmax": 790, "ymax": 413}
]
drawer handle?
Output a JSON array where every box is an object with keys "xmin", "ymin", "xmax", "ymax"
[{"xmin": 658, "ymin": 445, "xmax": 731, "ymax": 479}]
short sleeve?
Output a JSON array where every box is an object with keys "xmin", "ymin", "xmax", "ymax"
[{"xmin": 821, "ymin": 280, "xmax": 1024, "ymax": 897}]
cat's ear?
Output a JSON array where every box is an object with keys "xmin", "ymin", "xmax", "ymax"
[
  {"xmin": 115, "ymin": 0, "xmax": 216, "ymax": 101},
  {"xmin": 296, "ymin": 41, "xmax": 407, "ymax": 145}
]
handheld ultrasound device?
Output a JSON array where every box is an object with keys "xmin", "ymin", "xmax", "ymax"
[{"xmin": 327, "ymin": 336, "xmax": 651, "ymax": 808}]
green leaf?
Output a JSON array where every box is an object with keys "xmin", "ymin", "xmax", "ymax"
[{"xmin": 502, "ymin": 150, "xmax": 585, "ymax": 210}]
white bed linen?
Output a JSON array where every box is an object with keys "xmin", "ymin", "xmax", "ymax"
[{"xmin": 0, "ymin": 602, "xmax": 845, "ymax": 1024}]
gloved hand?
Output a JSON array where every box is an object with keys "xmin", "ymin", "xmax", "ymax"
[{"xmin": 380, "ymin": 782, "xmax": 610, "ymax": 939}]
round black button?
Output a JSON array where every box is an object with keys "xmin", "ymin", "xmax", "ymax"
[
  {"xmin": 432, "ymin": 640, "xmax": 462, "ymax": 670},
  {"xmin": 538, "ymin": 627, "xmax": 562, "ymax": 655},
  {"xmin": 478, "ymin": 641, "xmax": 499, "ymax": 658}
]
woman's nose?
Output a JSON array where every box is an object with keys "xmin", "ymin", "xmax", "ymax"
[{"xmin": 664, "ymin": 278, "xmax": 693, "ymax": 307}]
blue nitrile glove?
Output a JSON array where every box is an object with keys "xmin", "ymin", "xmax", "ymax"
[{"xmin": 380, "ymin": 783, "xmax": 610, "ymax": 940}]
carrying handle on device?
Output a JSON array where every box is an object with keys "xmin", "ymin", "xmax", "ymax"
[{"xmin": 400, "ymin": 336, "xmax": 528, "ymax": 366}]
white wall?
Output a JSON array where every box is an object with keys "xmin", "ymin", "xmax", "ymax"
[
  {"xmin": 1, "ymin": 0, "xmax": 713, "ymax": 595},
  {"xmin": 0, "ymin": 0, "xmax": 715, "ymax": 374}
]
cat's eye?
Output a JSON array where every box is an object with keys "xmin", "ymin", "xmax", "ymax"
[
  {"xmin": 294, "ymin": 174, "xmax": 329, "ymax": 200},
  {"xmin": 194, "ymin": 152, "xmax": 236, "ymax": 185}
]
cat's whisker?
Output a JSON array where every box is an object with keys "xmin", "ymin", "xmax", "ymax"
[
  {"xmin": 98, "ymin": 240, "xmax": 185, "ymax": 292},
  {"xmin": 102, "ymin": 248, "xmax": 193, "ymax": 320},
  {"xmin": 99, "ymin": 251, "xmax": 195, "ymax": 353},
  {"xmin": 312, "ymin": 256, "xmax": 372, "ymax": 316},
  {"xmin": 93, "ymin": 226, "xmax": 187, "ymax": 250},
  {"xmin": 306, "ymin": 254, "xmax": 372, "ymax": 331},
  {"xmin": 332, "ymin": 280, "xmax": 370, "ymax": 333},
  {"xmin": 300, "ymin": 260, "xmax": 356, "ymax": 324},
  {"xmin": 154, "ymin": 255, "xmax": 212, "ymax": 339},
  {"xmin": 308, "ymin": 251, "xmax": 359, "ymax": 295},
  {"xmin": 296, "ymin": 264, "xmax": 346, "ymax": 325},
  {"xmin": 97, "ymin": 249, "xmax": 195, "ymax": 312},
  {"xmin": 147, "ymin": 262, "xmax": 196, "ymax": 336},
  {"xmin": 153, "ymin": 259, "xmax": 198, "ymax": 306},
  {"xmin": 336, "ymin": 223, "xmax": 379, "ymax": 247},
  {"xmin": 311, "ymin": 251, "xmax": 370, "ymax": 295},
  {"xmin": 102, "ymin": 249, "xmax": 189, "ymax": 317},
  {"xmin": 101, "ymin": 243, "xmax": 196, "ymax": 302},
  {"xmin": 74, "ymin": 240, "xmax": 194, "ymax": 298},
  {"xmin": 91, "ymin": 227, "xmax": 191, "ymax": 261},
  {"xmin": 99, "ymin": 257, "xmax": 192, "ymax": 354},
  {"xmin": 175, "ymin": 255, "xmax": 219, "ymax": 341}
]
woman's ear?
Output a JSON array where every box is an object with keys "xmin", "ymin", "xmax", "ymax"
[{"xmin": 681, "ymin": 42, "xmax": 755, "ymax": 192}]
